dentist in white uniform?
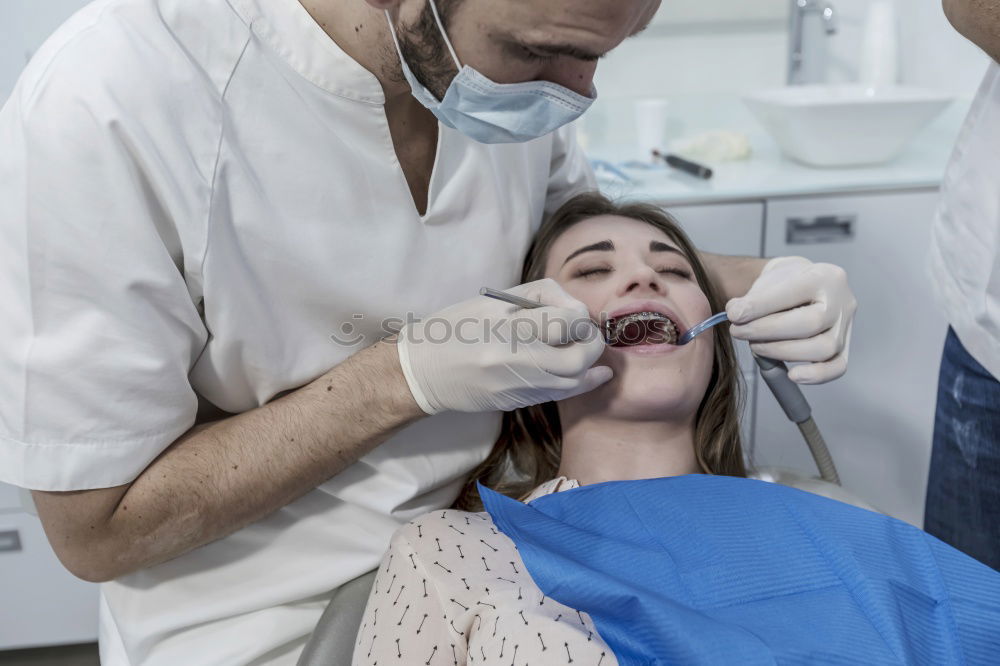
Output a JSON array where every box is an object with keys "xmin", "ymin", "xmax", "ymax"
[{"xmin": 0, "ymin": 0, "xmax": 856, "ymax": 663}]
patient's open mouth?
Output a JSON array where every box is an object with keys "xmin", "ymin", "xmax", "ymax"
[{"xmin": 603, "ymin": 312, "xmax": 679, "ymax": 346}]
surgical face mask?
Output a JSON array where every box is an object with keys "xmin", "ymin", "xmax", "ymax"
[{"xmin": 384, "ymin": 1, "xmax": 596, "ymax": 144}]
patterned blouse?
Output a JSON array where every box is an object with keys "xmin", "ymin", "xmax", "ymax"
[{"xmin": 352, "ymin": 477, "xmax": 618, "ymax": 665}]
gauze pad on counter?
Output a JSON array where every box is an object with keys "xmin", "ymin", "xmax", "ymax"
[{"xmin": 670, "ymin": 130, "xmax": 751, "ymax": 163}]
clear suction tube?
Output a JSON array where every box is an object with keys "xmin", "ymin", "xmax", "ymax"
[{"xmin": 754, "ymin": 355, "xmax": 841, "ymax": 486}]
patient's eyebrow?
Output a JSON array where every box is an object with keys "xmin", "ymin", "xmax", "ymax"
[
  {"xmin": 562, "ymin": 240, "xmax": 614, "ymax": 266},
  {"xmin": 650, "ymin": 240, "xmax": 686, "ymax": 257}
]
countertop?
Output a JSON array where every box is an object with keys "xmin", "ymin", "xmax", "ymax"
[{"xmin": 584, "ymin": 94, "xmax": 969, "ymax": 207}]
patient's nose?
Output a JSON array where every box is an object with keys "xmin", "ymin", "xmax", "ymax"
[{"xmin": 622, "ymin": 265, "xmax": 665, "ymax": 295}]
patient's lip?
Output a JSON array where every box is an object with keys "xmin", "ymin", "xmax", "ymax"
[{"xmin": 612, "ymin": 341, "xmax": 682, "ymax": 356}]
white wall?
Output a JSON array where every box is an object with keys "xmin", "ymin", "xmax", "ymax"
[
  {"xmin": 0, "ymin": 0, "xmax": 93, "ymax": 104},
  {"xmin": 899, "ymin": 0, "xmax": 991, "ymax": 95},
  {"xmin": 593, "ymin": 27, "xmax": 789, "ymax": 98},
  {"xmin": 594, "ymin": 0, "xmax": 989, "ymax": 100},
  {"xmin": 827, "ymin": 0, "xmax": 989, "ymax": 95}
]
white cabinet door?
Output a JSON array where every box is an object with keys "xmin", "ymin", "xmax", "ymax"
[
  {"xmin": 667, "ymin": 202, "xmax": 764, "ymax": 259},
  {"xmin": 0, "ymin": 512, "xmax": 100, "ymax": 649},
  {"xmin": 668, "ymin": 202, "xmax": 765, "ymax": 450},
  {"xmin": 753, "ymin": 189, "xmax": 947, "ymax": 527}
]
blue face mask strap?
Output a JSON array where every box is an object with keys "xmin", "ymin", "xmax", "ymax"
[
  {"xmin": 384, "ymin": 9, "xmax": 406, "ymax": 59},
  {"xmin": 426, "ymin": 0, "xmax": 463, "ymax": 70},
  {"xmin": 385, "ymin": 2, "xmax": 462, "ymax": 72}
]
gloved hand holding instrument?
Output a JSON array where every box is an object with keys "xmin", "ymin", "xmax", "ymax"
[
  {"xmin": 396, "ymin": 279, "xmax": 612, "ymax": 415},
  {"xmin": 726, "ymin": 256, "xmax": 856, "ymax": 385}
]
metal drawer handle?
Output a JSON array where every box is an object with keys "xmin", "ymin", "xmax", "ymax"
[
  {"xmin": 0, "ymin": 529, "xmax": 22, "ymax": 552},
  {"xmin": 786, "ymin": 214, "xmax": 856, "ymax": 244}
]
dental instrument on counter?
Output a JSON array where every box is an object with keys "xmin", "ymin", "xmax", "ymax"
[
  {"xmin": 652, "ymin": 149, "xmax": 713, "ymax": 180},
  {"xmin": 480, "ymin": 286, "xmax": 840, "ymax": 485},
  {"xmin": 589, "ymin": 159, "xmax": 635, "ymax": 184}
]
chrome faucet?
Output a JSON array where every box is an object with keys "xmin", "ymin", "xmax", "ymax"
[{"xmin": 788, "ymin": 0, "xmax": 838, "ymax": 85}]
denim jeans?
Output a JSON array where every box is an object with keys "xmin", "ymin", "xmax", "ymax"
[{"xmin": 924, "ymin": 327, "xmax": 1000, "ymax": 571}]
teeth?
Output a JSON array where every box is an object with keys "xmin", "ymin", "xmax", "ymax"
[{"xmin": 604, "ymin": 312, "xmax": 678, "ymax": 345}]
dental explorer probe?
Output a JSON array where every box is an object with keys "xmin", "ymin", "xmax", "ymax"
[
  {"xmin": 480, "ymin": 286, "xmax": 840, "ymax": 486},
  {"xmin": 479, "ymin": 287, "xmax": 545, "ymax": 310}
]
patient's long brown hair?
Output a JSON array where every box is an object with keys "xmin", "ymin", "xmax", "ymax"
[{"xmin": 454, "ymin": 193, "xmax": 746, "ymax": 511}]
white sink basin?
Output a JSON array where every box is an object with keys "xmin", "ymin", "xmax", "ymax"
[{"xmin": 744, "ymin": 85, "xmax": 954, "ymax": 167}]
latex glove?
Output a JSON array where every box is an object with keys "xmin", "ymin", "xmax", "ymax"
[
  {"xmin": 726, "ymin": 256, "xmax": 856, "ymax": 384},
  {"xmin": 397, "ymin": 279, "xmax": 612, "ymax": 414}
]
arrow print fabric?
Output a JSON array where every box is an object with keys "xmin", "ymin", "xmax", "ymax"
[{"xmin": 352, "ymin": 477, "xmax": 615, "ymax": 665}]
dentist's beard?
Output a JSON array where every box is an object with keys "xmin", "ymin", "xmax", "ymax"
[{"xmin": 392, "ymin": 3, "xmax": 458, "ymax": 100}]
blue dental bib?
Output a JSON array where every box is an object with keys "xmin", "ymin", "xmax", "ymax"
[{"xmin": 479, "ymin": 475, "xmax": 1000, "ymax": 665}]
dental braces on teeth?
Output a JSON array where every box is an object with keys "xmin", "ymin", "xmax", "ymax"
[{"xmin": 603, "ymin": 312, "xmax": 678, "ymax": 346}]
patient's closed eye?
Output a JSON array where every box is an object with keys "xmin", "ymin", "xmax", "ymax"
[
  {"xmin": 658, "ymin": 267, "xmax": 692, "ymax": 279},
  {"xmin": 573, "ymin": 265, "xmax": 692, "ymax": 280},
  {"xmin": 574, "ymin": 266, "xmax": 612, "ymax": 279}
]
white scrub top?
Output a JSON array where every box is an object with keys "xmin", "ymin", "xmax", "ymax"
[
  {"xmin": 928, "ymin": 61, "xmax": 1000, "ymax": 379},
  {"xmin": 0, "ymin": 0, "xmax": 594, "ymax": 663}
]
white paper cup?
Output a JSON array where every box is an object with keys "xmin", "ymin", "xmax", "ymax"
[{"xmin": 634, "ymin": 98, "xmax": 670, "ymax": 161}]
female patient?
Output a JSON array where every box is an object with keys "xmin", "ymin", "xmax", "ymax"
[
  {"xmin": 353, "ymin": 193, "xmax": 742, "ymax": 665},
  {"xmin": 352, "ymin": 193, "xmax": 998, "ymax": 665}
]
